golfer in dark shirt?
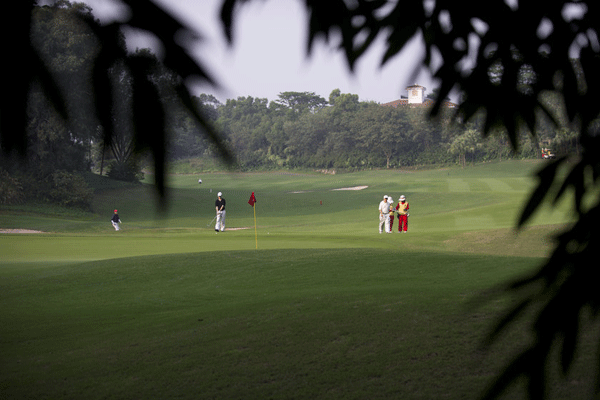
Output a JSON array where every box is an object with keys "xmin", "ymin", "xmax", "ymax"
[
  {"xmin": 215, "ymin": 192, "xmax": 226, "ymax": 232},
  {"xmin": 111, "ymin": 209, "xmax": 121, "ymax": 231}
]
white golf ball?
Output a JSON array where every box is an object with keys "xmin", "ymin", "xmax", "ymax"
[{"xmin": 198, "ymin": 179, "xmax": 202, "ymax": 184}]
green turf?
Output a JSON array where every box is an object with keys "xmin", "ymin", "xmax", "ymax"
[{"xmin": 1, "ymin": 160, "xmax": 586, "ymax": 400}]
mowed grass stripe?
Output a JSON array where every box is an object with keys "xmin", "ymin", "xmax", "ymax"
[
  {"xmin": 448, "ymin": 178, "xmax": 522, "ymax": 194},
  {"xmin": 480, "ymin": 178, "xmax": 518, "ymax": 192},
  {"xmin": 448, "ymin": 178, "xmax": 471, "ymax": 192},
  {"xmin": 456, "ymin": 214, "xmax": 497, "ymax": 230}
]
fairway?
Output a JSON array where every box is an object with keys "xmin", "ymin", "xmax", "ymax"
[{"xmin": 1, "ymin": 161, "xmax": 587, "ymax": 400}]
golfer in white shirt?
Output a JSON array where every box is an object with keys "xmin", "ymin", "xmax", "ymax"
[{"xmin": 379, "ymin": 195, "xmax": 391, "ymax": 233}]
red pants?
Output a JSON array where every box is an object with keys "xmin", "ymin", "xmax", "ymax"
[
  {"xmin": 398, "ymin": 215, "xmax": 408, "ymax": 232},
  {"xmin": 389, "ymin": 215, "xmax": 394, "ymax": 232}
]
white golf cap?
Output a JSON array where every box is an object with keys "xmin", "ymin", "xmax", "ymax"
[
  {"xmin": 218, "ymin": 192, "xmax": 222, "ymax": 197},
  {"xmin": 383, "ymin": 195, "xmax": 388, "ymax": 199},
  {"xmin": 400, "ymin": 195, "xmax": 406, "ymax": 200}
]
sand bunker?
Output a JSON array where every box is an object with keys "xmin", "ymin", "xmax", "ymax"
[
  {"xmin": 0, "ymin": 229, "xmax": 45, "ymax": 234},
  {"xmin": 332, "ymin": 186, "xmax": 368, "ymax": 191},
  {"xmin": 291, "ymin": 186, "xmax": 368, "ymax": 193}
]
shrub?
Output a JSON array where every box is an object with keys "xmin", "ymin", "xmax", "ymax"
[
  {"xmin": 48, "ymin": 171, "xmax": 93, "ymax": 209},
  {"xmin": 0, "ymin": 169, "xmax": 25, "ymax": 204},
  {"xmin": 107, "ymin": 159, "xmax": 144, "ymax": 182}
]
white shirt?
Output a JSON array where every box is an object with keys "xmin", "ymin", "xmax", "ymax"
[{"xmin": 379, "ymin": 200, "xmax": 391, "ymax": 214}]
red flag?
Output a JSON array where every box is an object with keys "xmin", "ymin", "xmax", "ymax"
[{"xmin": 248, "ymin": 192, "xmax": 256, "ymax": 207}]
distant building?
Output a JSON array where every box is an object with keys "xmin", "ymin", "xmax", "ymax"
[
  {"xmin": 381, "ymin": 84, "xmax": 457, "ymax": 108},
  {"xmin": 407, "ymin": 84, "xmax": 426, "ymax": 104}
]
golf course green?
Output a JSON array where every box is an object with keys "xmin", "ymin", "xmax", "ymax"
[{"xmin": 2, "ymin": 160, "xmax": 590, "ymax": 400}]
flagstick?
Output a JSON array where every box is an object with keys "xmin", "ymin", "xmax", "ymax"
[{"xmin": 253, "ymin": 203, "xmax": 258, "ymax": 249}]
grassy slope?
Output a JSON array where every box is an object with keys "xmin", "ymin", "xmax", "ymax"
[{"xmin": 1, "ymin": 161, "xmax": 586, "ymax": 400}]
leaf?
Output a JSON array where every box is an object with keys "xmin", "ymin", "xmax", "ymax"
[
  {"xmin": 483, "ymin": 297, "xmax": 532, "ymax": 347},
  {"xmin": 125, "ymin": 0, "xmax": 215, "ymax": 87},
  {"xmin": 553, "ymin": 160, "xmax": 586, "ymax": 214},
  {"xmin": 517, "ymin": 158, "xmax": 564, "ymax": 228},
  {"xmin": 560, "ymin": 304, "xmax": 580, "ymax": 375},
  {"xmin": 480, "ymin": 349, "xmax": 535, "ymax": 400},
  {"xmin": 219, "ymin": 0, "xmax": 238, "ymax": 44},
  {"xmin": 2, "ymin": 1, "xmax": 68, "ymax": 155}
]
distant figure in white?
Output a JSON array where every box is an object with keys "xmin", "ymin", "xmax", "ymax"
[
  {"xmin": 378, "ymin": 195, "xmax": 391, "ymax": 234},
  {"xmin": 111, "ymin": 209, "xmax": 121, "ymax": 231},
  {"xmin": 215, "ymin": 192, "xmax": 226, "ymax": 232}
]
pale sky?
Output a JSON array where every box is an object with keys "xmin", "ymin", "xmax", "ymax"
[{"xmin": 77, "ymin": 0, "xmax": 442, "ymax": 104}]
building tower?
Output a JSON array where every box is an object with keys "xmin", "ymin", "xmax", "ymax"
[{"xmin": 406, "ymin": 84, "xmax": 426, "ymax": 104}]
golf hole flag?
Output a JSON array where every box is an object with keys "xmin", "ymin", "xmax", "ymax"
[{"xmin": 249, "ymin": 192, "xmax": 258, "ymax": 249}]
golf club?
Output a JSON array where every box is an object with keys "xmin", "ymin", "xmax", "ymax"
[{"xmin": 206, "ymin": 214, "xmax": 217, "ymax": 227}]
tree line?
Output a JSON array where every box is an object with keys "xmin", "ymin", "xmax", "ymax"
[
  {"xmin": 0, "ymin": 1, "xmax": 581, "ymax": 208},
  {"xmin": 1, "ymin": 2, "xmax": 182, "ymax": 206},
  {"xmin": 188, "ymin": 87, "xmax": 578, "ymax": 172}
]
